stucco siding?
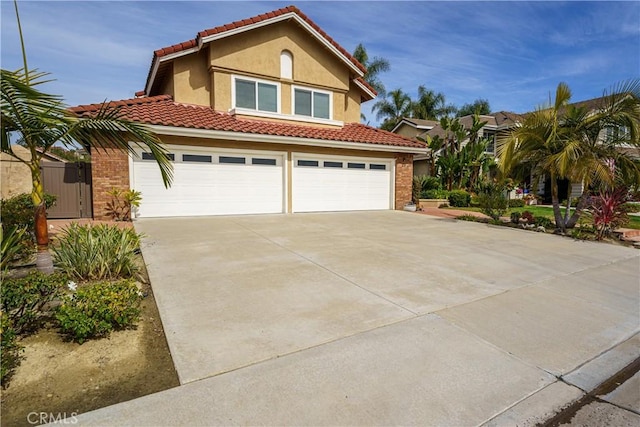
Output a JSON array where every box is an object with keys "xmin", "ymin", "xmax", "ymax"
[{"xmin": 173, "ymin": 50, "xmax": 210, "ymax": 106}]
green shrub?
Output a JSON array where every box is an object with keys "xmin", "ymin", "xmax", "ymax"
[
  {"xmin": 534, "ymin": 216, "xmax": 554, "ymax": 229},
  {"xmin": 421, "ymin": 189, "xmax": 449, "ymax": 199},
  {"xmin": 470, "ymin": 196, "xmax": 481, "ymax": 207},
  {"xmin": 1, "ymin": 193, "xmax": 57, "ymax": 233},
  {"xmin": 1, "ymin": 312, "xmax": 22, "ymax": 386},
  {"xmin": 508, "ymin": 199, "xmax": 526, "ymax": 208},
  {"xmin": 0, "ymin": 271, "xmax": 67, "ymax": 334},
  {"xmin": 1, "ymin": 226, "xmax": 29, "ymax": 271},
  {"xmin": 422, "ymin": 176, "xmax": 441, "ymax": 191},
  {"xmin": 56, "ymin": 280, "xmax": 142, "ymax": 343},
  {"xmin": 448, "ymin": 190, "xmax": 471, "ymax": 207},
  {"xmin": 477, "ymin": 181, "xmax": 507, "ymax": 221},
  {"xmin": 52, "ymin": 224, "xmax": 142, "ymax": 281},
  {"xmin": 510, "ymin": 212, "xmax": 521, "ymax": 224},
  {"xmin": 1, "ymin": 271, "xmax": 66, "ymax": 334}
]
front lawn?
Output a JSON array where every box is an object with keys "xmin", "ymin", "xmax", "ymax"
[{"xmin": 448, "ymin": 205, "xmax": 640, "ymax": 230}]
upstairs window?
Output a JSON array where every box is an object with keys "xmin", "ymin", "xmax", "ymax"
[
  {"xmin": 234, "ymin": 77, "xmax": 279, "ymax": 113},
  {"xmin": 483, "ymin": 131, "xmax": 496, "ymax": 154},
  {"xmin": 293, "ymin": 87, "xmax": 331, "ymax": 120}
]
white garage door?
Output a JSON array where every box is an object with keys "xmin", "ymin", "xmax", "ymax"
[
  {"xmin": 131, "ymin": 146, "xmax": 285, "ymax": 218},
  {"xmin": 292, "ymin": 153, "xmax": 393, "ymax": 212}
]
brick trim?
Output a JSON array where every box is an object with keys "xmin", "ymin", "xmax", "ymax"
[
  {"xmin": 394, "ymin": 153, "xmax": 413, "ymax": 209},
  {"xmin": 91, "ymin": 148, "xmax": 130, "ymax": 220}
]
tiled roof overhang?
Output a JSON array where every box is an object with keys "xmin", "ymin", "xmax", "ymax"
[{"xmin": 69, "ymin": 96, "xmax": 427, "ymax": 154}]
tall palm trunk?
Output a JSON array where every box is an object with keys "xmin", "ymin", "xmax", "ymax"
[
  {"xmin": 29, "ymin": 162, "xmax": 53, "ymax": 274},
  {"xmin": 566, "ymin": 192, "xmax": 590, "ymax": 228},
  {"xmin": 550, "ymin": 173, "xmax": 566, "ymax": 233}
]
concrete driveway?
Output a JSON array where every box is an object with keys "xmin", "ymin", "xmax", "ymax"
[{"xmin": 77, "ymin": 211, "xmax": 639, "ymax": 426}]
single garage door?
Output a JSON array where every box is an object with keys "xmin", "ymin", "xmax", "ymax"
[
  {"xmin": 131, "ymin": 146, "xmax": 285, "ymax": 217},
  {"xmin": 292, "ymin": 153, "xmax": 393, "ymax": 212}
]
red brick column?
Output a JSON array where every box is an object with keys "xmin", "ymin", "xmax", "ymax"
[
  {"xmin": 394, "ymin": 153, "xmax": 413, "ymax": 209},
  {"xmin": 91, "ymin": 148, "xmax": 130, "ymax": 219}
]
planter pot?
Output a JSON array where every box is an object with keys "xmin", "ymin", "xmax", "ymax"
[
  {"xmin": 419, "ymin": 198, "xmax": 449, "ymax": 208},
  {"xmin": 403, "ymin": 204, "xmax": 417, "ymax": 212}
]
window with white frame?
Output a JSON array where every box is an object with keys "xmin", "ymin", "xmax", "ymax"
[
  {"xmin": 483, "ymin": 131, "xmax": 496, "ymax": 154},
  {"xmin": 234, "ymin": 77, "xmax": 279, "ymax": 113},
  {"xmin": 293, "ymin": 87, "xmax": 331, "ymax": 119}
]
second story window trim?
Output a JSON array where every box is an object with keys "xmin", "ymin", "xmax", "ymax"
[
  {"xmin": 231, "ymin": 75, "xmax": 281, "ymax": 114},
  {"xmin": 292, "ymin": 85, "xmax": 332, "ymax": 121}
]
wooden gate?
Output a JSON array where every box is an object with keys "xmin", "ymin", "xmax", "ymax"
[{"xmin": 41, "ymin": 162, "xmax": 93, "ymax": 219}]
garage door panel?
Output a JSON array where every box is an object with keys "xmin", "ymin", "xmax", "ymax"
[
  {"xmin": 132, "ymin": 147, "xmax": 284, "ymax": 218},
  {"xmin": 292, "ymin": 154, "xmax": 392, "ymax": 213}
]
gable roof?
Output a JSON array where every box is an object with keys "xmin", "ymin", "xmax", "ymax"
[
  {"xmin": 69, "ymin": 96, "xmax": 425, "ymax": 153},
  {"xmin": 144, "ymin": 5, "xmax": 370, "ymax": 97},
  {"xmin": 390, "ymin": 118, "xmax": 439, "ymax": 133}
]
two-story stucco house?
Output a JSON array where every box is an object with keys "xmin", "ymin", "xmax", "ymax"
[{"xmin": 70, "ymin": 5, "xmax": 427, "ymax": 219}]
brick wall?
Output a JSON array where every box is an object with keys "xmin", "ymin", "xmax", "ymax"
[
  {"xmin": 394, "ymin": 153, "xmax": 413, "ymax": 209},
  {"xmin": 91, "ymin": 148, "xmax": 129, "ymax": 219}
]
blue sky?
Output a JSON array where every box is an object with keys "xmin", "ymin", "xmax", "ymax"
[{"xmin": 2, "ymin": 1, "xmax": 639, "ymax": 126}]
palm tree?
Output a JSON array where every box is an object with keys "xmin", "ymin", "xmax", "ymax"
[
  {"xmin": 498, "ymin": 80, "xmax": 640, "ymax": 232},
  {"xmin": 457, "ymin": 98, "xmax": 491, "ymax": 117},
  {"xmin": 352, "ymin": 43, "xmax": 390, "ymax": 97},
  {"xmin": 372, "ymin": 89, "xmax": 412, "ymax": 131},
  {"xmin": 411, "ymin": 86, "xmax": 456, "ymax": 120},
  {"xmin": 1, "ymin": 1, "xmax": 173, "ymax": 273}
]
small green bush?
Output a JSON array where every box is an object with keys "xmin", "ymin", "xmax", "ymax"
[
  {"xmin": 470, "ymin": 196, "xmax": 481, "ymax": 207},
  {"xmin": 508, "ymin": 199, "xmax": 526, "ymax": 208},
  {"xmin": 1, "ymin": 312, "xmax": 22, "ymax": 386},
  {"xmin": 1, "ymin": 271, "xmax": 66, "ymax": 334},
  {"xmin": 422, "ymin": 176, "xmax": 441, "ymax": 191},
  {"xmin": 56, "ymin": 280, "xmax": 142, "ymax": 343},
  {"xmin": 421, "ymin": 189, "xmax": 449, "ymax": 199},
  {"xmin": 477, "ymin": 181, "xmax": 507, "ymax": 221},
  {"xmin": 534, "ymin": 216, "xmax": 554, "ymax": 229},
  {"xmin": 448, "ymin": 190, "xmax": 471, "ymax": 207},
  {"xmin": 1, "ymin": 193, "xmax": 56, "ymax": 233},
  {"xmin": 52, "ymin": 224, "xmax": 142, "ymax": 281},
  {"xmin": 510, "ymin": 212, "xmax": 521, "ymax": 224}
]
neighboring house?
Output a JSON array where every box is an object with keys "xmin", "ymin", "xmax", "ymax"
[
  {"xmin": 0, "ymin": 145, "xmax": 65, "ymax": 199},
  {"xmin": 390, "ymin": 118, "xmax": 438, "ymax": 139},
  {"xmin": 396, "ymin": 112, "xmax": 520, "ymax": 176},
  {"xmin": 70, "ymin": 5, "xmax": 427, "ymax": 219},
  {"xmin": 396, "ymin": 96, "xmax": 640, "ymax": 202}
]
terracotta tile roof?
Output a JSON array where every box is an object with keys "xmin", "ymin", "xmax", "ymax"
[
  {"xmin": 69, "ymin": 96, "xmax": 425, "ymax": 151},
  {"xmin": 153, "ymin": 39, "xmax": 198, "ymax": 58},
  {"xmin": 192, "ymin": 5, "xmax": 366, "ymax": 74}
]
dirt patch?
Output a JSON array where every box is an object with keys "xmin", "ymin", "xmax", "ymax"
[{"xmin": 0, "ymin": 278, "xmax": 179, "ymax": 427}]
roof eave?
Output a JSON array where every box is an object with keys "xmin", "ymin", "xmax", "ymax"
[
  {"xmin": 145, "ymin": 124, "xmax": 427, "ymax": 154},
  {"xmin": 144, "ymin": 45, "xmax": 201, "ymax": 95},
  {"xmin": 353, "ymin": 79, "xmax": 376, "ymax": 101}
]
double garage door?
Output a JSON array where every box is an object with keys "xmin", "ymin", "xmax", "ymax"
[{"xmin": 131, "ymin": 145, "xmax": 393, "ymax": 218}]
